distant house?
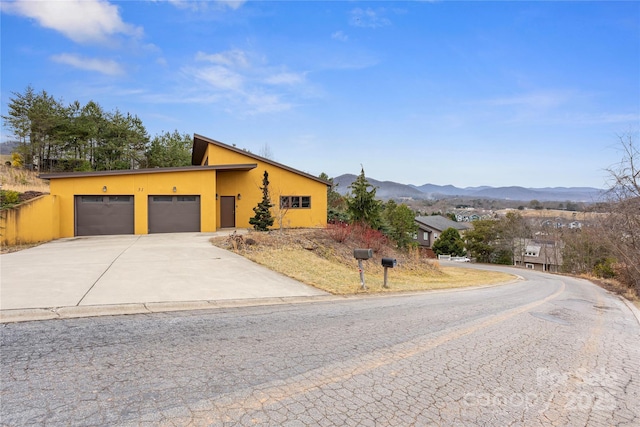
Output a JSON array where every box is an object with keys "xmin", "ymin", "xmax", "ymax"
[
  {"xmin": 414, "ymin": 215, "xmax": 472, "ymax": 248},
  {"xmin": 514, "ymin": 239, "xmax": 563, "ymax": 273}
]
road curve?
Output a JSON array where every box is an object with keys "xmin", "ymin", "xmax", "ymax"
[{"xmin": 1, "ymin": 266, "xmax": 639, "ymax": 426}]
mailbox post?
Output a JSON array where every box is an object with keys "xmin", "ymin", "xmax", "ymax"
[
  {"xmin": 381, "ymin": 257, "xmax": 397, "ymax": 288},
  {"xmin": 353, "ymin": 248, "xmax": 373, "ymax": 290}
]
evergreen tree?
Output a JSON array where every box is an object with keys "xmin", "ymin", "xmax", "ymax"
[
  {"xmin": 2, "ymin": 86, "xmax": 150, "ymax": 172},
  {"xmin": 249, "ymin": 171, "xmax": 275, "ymax": 231},
  {"xmin": 383, "ymin": 201, "xmax": 418, "ymax": 249},
  {"xmin": 346, "ymin": 167, "xmax": 382, "ymax": 229},
  {"xmin": 432, "ymin": 227, "xmax": 466, "ymax": 257},
  {"xmin": 146, "ymin": 130, "xmax": 192, "ymax": 168},
  {"xmin": 319, "ymin": 172, "xmax": 347, "ymax": 223},
  {"xmin": 464, "ymin": 219, "xmax": 500, "ymax": 264}
]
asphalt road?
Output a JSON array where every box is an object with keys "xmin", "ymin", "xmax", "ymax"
[{"xmin": 1, "ymin": 267, "xmax": 639, "ymax": 426}]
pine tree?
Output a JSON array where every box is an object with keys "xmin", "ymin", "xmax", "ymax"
[
  {"xmin": 249, "ymin": 171, "xmax": 275, "ymax": 231},
  {"xmin": 346, "ymin": 167, "xmax": 382, "ymax": 229}
]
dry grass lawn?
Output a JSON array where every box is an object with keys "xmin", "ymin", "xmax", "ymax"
[
  {"xmin": 211, "ymin": 228, "xmax": 514, "ymax": 295},
  {"xmin": 0, "ymin": 165, "xmax": 50, "ymax": 193}
]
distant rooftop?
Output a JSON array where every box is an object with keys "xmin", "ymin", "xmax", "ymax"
[{"xmin": 415, "ymin": 215, "xmax": 472, "ymax": 232}]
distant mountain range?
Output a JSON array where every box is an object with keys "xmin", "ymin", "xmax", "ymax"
[
  {"xmin": 0, "ymin": 140, "xmax": 19, "ymax": 156},
  {"xmin": 332, "ymin": 174, "xmax": 605, "ymax": 203}
]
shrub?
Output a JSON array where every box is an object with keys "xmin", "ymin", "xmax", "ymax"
[
  {"xmin": 326, "ymin": 222, "xmax": 351, "ymax": 243},
  {"xmin": 352, "ymin": 223, "xmax": 388, "ymax": 252},
  {"xmin": 593, "ymin": 258, "xmax": 616, "ymax": 279},
  {"xmin": 11, "ymin": 152, "xmax": 23, "ymax": 168},
  {"xmin": 0, "ymin": 189, "xmax": 20, "ymax": 209},
  {"xmin": 226, "ymin": 231, "xmax": 244, "ymax": 250}
]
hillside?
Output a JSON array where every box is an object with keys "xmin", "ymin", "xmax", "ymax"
[
  {"xmin": 0, "ymin": 165, "xmax": 50, "ymax": 193},
  {"xmin": 333, "ymin": 174, "xmax": 603, "ymax": 203},
  {"xmin": 209, "ymin": 228, "xmax": 513, "ymax": 295}
]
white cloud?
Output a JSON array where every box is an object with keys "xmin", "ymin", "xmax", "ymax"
[
  {"xmin": 331, "ymin": 31, "xmax": 348, "ymax": 42},
  {"xmin": 350, "ymin": 8, "xmax": 391, "ymax": 29},
  {"xmin": 182, "ymin": 49, "xmax": 309, "ymax": 114},
  {"xmin": 264, "ymin": 72, "xmax": 305, "ymax": 86},
  {"xmin": 196, "ymin": 50, "xmax": 249, "ymax": 68},
  {"xmin": 51, "ymin": 53, "xmax": 124, "ymax": 75},
  {"xmin": 2, "ymin": 0, "xmax": 142, "ymax": 44},
  {"xmin": 245, "ymin": 92, "xmax": 291, "ymax": 114},
  {"xmin": 191, "ymin": 65, "xmax": 244, "ymax": 91},
  {"xmin": 216, "ymin": 0, "xmax": 246, "ymax": 10},
  {"xmin": 165, "ymin": 0, "xmax": 246, "ymax": 11}
]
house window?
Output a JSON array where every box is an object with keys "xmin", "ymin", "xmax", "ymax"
[
  {"xmin": 423, "ymin": 232, "xmax": 429, "ymax": 240},
  {"xmin": 280, "ymin": 196, "xmax": 311, "ymax": 209},
  {"xmin": 526, "ymin": 263, "xmax": 535, "ymax": 269}
]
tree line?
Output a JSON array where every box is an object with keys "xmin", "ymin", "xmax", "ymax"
[{"xmin": 2, "ymin": 86, "xmax": 192, "ymax": 172}]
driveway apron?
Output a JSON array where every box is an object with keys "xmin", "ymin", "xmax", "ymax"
[{"xmin": 0, "ymin": 233, "xmax": 326, "ymax": 310}]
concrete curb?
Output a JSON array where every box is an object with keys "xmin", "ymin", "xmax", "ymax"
[
  {"xmin": 0, "ymin": 279, "xmax": 519, "ymax": 324},
  {"xmin": 0, "ymin": 295, "xmax": 347, "ymax": 324}
]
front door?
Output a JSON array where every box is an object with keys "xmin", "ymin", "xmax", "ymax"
[{"xmin": 220, "ymin": 196, "xmax": 236, "ymax": 228}]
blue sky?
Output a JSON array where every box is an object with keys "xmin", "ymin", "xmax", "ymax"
[{"xmin": 1, "ymin": 0, "xmax": 638, "ymax": 189}]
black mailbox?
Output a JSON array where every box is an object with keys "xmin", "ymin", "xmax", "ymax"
[
  {"xmin": 354, "ymin": 248, "xmax": 373, "ymax": 260},
  {"xmin": 381, "ymin": 257, "xmax": 397, "ymax": 268}
]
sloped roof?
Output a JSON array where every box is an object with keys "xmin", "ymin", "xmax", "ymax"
[
  {"xmin": 192, "ymin": 134, "xmax": 330, "ymax": 186},
  {"xmin": 415, "ymin": 215, "xmax": 472, "ymax": 232},
  {"xmin": 40, "ymin": 164, "xmax": 256, "ymax": 179}
]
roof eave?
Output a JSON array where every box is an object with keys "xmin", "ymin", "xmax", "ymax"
[
  {"xmin": 193, "ymin": 134, "xmax": 332, "ymax": 186},
  {"xmin": 39, "ymin": 164, "xmax": 257, "ymax": 179}
]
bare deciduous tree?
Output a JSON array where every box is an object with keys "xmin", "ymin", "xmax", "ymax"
[
  {"xmin": 259, "ymin": 143, "xmax": 274, "ymax": 160},
  {"xmin": 601, "ymin": 131, "xmax": 640, "ymax": 294}
]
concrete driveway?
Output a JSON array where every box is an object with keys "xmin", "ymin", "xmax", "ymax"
[{"xmin": 0, "ymin": 233, "xmax": 327, "ymax": 320}]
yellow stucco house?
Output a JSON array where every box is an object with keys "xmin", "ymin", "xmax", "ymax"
[{"xmin": 34, "ymin": 134, "xmax": 328, "ymax": 238}]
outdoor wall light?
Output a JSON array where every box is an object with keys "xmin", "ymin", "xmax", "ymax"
[
  {"xmin": 215, "ymin": 193, "xmax": 219, "ymax": 200},
  {"xmin": 237, "ymin": 193, "xmax": 242, "ymax": 200},
  {"xmin": 102, "ymin": 186, "xmax": 107, "ymax": 192},
  {"xmin": 172, "ymin": 186, "xmax": 177, "ymax": 193}
]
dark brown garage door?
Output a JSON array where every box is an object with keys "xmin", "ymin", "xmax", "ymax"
[
  {"xmin": 75, "ymin": 195, "xmax": 135, "ymax": 236},
  {"xmin": 148, "ymin": 195, "xmax": 201, "ymax": 233}
]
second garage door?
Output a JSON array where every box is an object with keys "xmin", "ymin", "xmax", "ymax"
[{"xmin": 148, "ymin": 195, "xmax": 201, "ymax": 233}]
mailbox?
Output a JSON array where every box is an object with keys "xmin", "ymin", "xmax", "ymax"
[
  {"xmin": 381, "ymin": 257, "xmax": 397, "ymax": 268},
  {"xmin": 354, "ymin": 248, "xmax": 373, "ymax": 260}
]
